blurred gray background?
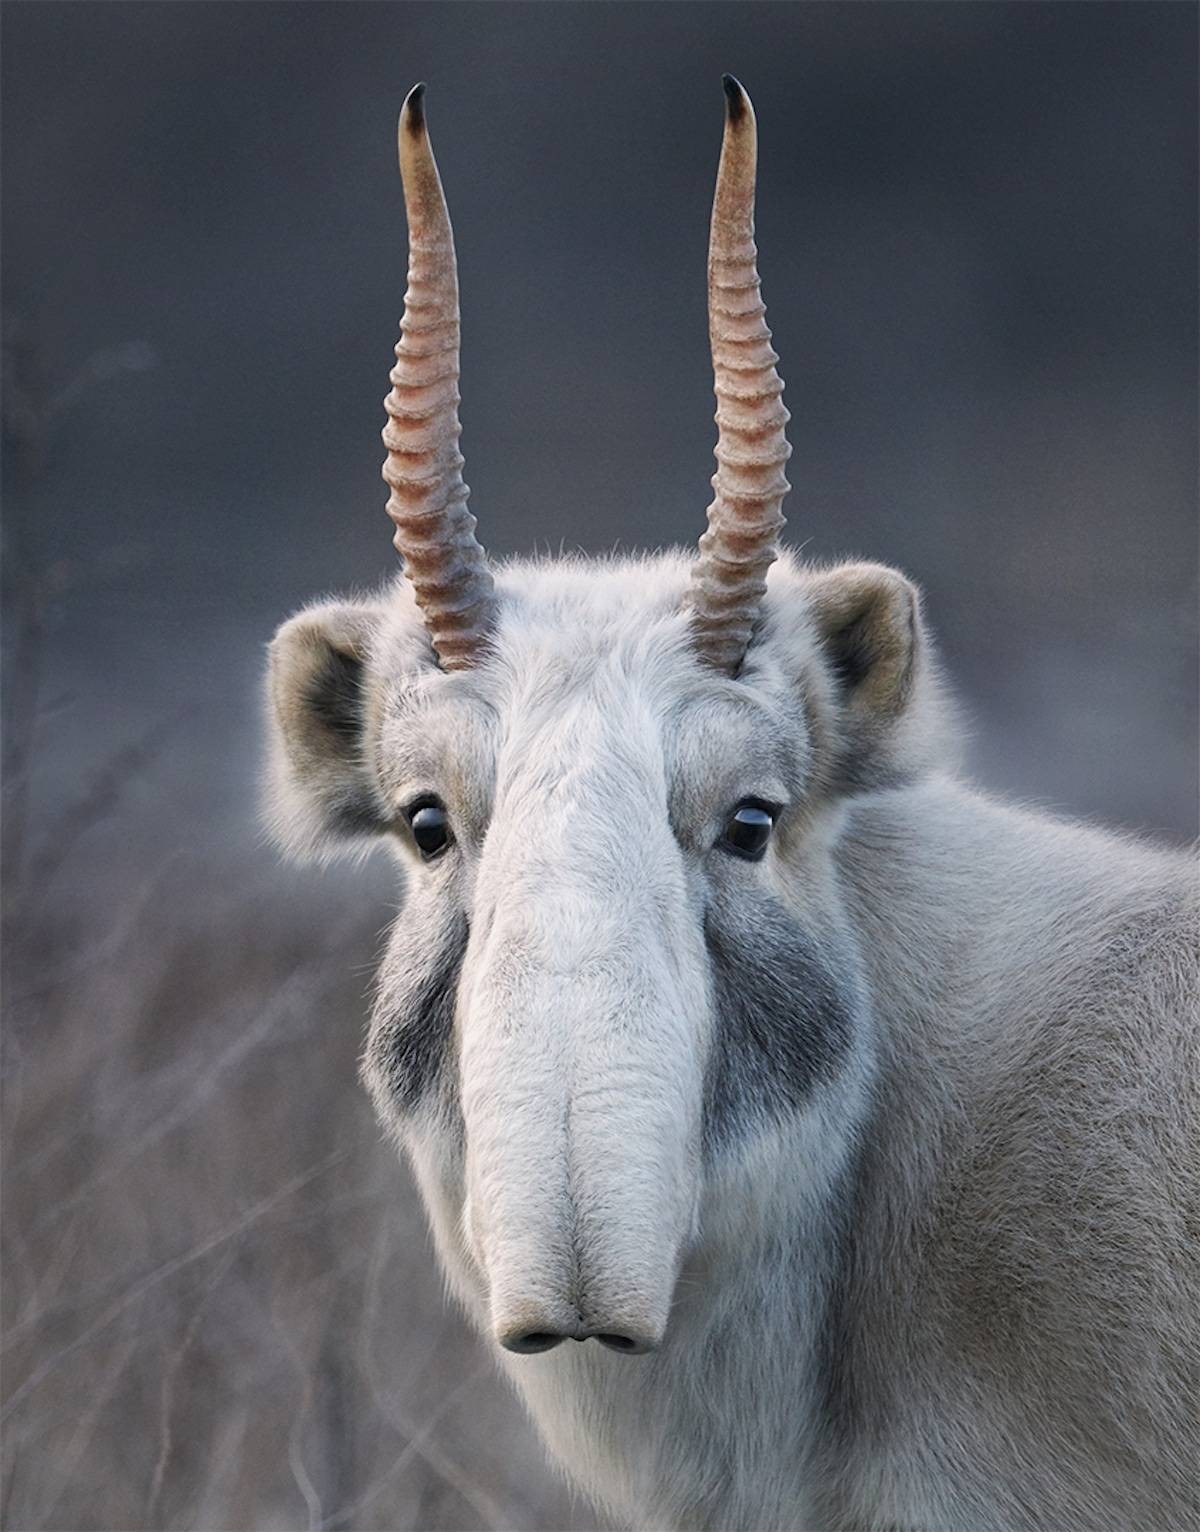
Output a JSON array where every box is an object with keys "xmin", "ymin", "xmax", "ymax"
[{"xmin": 3, "ymin": 4, "xmax": 1196, "ymax": 1529}]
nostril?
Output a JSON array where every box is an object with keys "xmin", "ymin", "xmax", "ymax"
[
  {"xmin": 501, "ymin": 1329, "xmax": 568, "ymax": 1355},
  {"xmin": 595, "ymin": 1332, "xmax": 653, "ymax": 1355},
  {"xmin": 496, "ymin": 1315, "xmax": 660, "ymax": 1357}
]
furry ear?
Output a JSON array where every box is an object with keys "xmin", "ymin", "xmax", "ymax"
[
  {"xmin": 803, "ymin": 562, "xmax": 943, "ymax": 793},
  {"xmin": 264, "ymin": 599, "xmax": 392, "ymax": 858}
]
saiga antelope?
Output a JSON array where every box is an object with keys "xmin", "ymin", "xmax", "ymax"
[{"xmin": 265, "ymin": 79, "xmax": 1198, "ymax": 1531}]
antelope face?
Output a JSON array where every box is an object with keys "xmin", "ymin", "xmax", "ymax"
[
  {"xmin": 265, "ymin": 79, "xmax": 935, "ymax": 1356},
  {"xmin": 267, "ymin": 557, "xmax": 924, "ymax": 1355}
]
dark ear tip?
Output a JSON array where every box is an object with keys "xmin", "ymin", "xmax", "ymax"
[
  {"xmin": 403, "ymin": 81, "xmax": 427, "ymax": 135},
  {"xmin": 721, "ymin": 74, "xmax": 748, "ymax": 123}
]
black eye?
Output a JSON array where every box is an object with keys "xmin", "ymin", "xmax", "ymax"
[
  {"xmin": 719, "ymin": 802, "xmax": 775, "ymax": 861},
  {"xmin": 407, "ymin": 800, "xmax": 452, "ymax": 860}
]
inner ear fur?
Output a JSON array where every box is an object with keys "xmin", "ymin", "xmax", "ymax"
[
  {"xmin": 807, "ymin": 563, "xmax": 918, "ymax": 718},
  {"xmin": 803, "ymin": 562, "xmax": 935, "ymax": 792},
  {"xmin": 265, "ymin": 600, "xmax": 391, "ymax": 858}
]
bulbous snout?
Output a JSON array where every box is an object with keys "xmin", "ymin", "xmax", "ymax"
[
  {"xmin": 488, "ymin": 1257, "xmax": 669, "ymax": 1357},
  {"xmin": 472, "ymin": 1128, "xmax": 686, "ymax": 1362},
  {"xmin": 458, "ymin": 755, "xmax": 710, "ymax": 1367},
  {"xmin": 460, "ymin": 909, "xmax": 705, "ymax": 1366}
]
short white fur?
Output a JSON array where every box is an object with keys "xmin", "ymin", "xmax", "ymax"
[{"xmin": 266, "ymin": 551, "xmax": 1198, "ymax": 1531}]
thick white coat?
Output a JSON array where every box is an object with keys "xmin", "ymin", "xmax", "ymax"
[{"xmin": 266, "ymin": 551, "xmax": 1198, "ymax": 1531}]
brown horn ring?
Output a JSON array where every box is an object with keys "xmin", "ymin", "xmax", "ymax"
[
  {"xmin": 689, "ymin": 76, "xmax": 792, "ymax": 675},
  {"xmin": 382, "ymin": 83, "xmax": 496, "ymax": 670}
]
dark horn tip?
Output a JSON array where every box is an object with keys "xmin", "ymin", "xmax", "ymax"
[
  {"xmin": 403, "ymin": 82, "xmax": 427, "ymax": 135},
  {"xmin": 722, "ymin": 74, "xmax": 748, "ymax": 123}
]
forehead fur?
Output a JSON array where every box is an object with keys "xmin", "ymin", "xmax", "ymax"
[
  {"xmin": 368, "ymin": 550, "xmax": 830, "ymax": 821},
  {"xmin": 374, "ymin": 549, "xmax": 828, "ymax": 698}
]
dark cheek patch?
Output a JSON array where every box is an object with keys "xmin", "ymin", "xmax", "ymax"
[
  {"xmin": 703, "ymin": 903, "xmax": 857, "ymax": 1156},
  {"xmin": 367, "ymin": 913, "xmax": 467, "ymax": 1112}
]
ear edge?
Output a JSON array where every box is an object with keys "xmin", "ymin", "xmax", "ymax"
[
  {"xmin": 800, "ymin": 561, "xmax": 946, "ymax": 797},
  {"xmin": 806, "ymin": 562, "xmax": 920, "ymax": 721},
  {"xmin": 264, "ymin": 601, "xmax": 392, "ymax": 861}
]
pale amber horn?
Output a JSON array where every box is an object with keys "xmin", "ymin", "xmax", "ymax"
[
  {"xmin": 382, "ymin": 83, "xmax": 495, "ymax": 669},
  {"xmin": 689, "ymin": 76, "xmax": 792, "ymax": 674}
]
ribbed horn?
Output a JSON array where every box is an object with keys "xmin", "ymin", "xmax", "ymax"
[
  {"xmin": 382, "ymin": 83, "xmax": 495, "ymax": 670},
  {"xmin": 689, "ymin": 76, "xmax": 792, "ymax": 675}
]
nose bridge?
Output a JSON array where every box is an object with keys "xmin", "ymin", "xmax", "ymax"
[
  {"xmin": 474, "ymin": 709, "xmax": 672, "ymax": 956},
  {"xmin": 458, "ymin": 721, "xmax": 704, "ymax": 1353},
  {"xmin": 465, "ymin": 754, "xmax": 696, "ymax": 1076}
]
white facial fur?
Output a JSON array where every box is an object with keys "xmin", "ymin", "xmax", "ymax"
[
  {"xmin": 266, "ymin": 550, "xmax": 1197, "ymax": 1529},
  {"xmin": 269, "ymin": 553, "xmax": 900, "ymax": 1351}
]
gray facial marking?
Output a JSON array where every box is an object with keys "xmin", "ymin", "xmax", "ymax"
[
  {"xmin": 367, "ymin": 912, "xmax": 468, "ymax": 1112},
  {"xmin": 702, "ymin": 900, "xmax": 857, "ymax": 1157}
]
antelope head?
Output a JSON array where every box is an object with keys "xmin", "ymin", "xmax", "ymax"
[{"xmin": 265, "ymin": 79, "xmax": 944, "ymax": 1357}]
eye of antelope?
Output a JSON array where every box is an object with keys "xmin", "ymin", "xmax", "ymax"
[
  {"xmin": 406, "ymin": 798, "xmax": 452, "ymax": 860},
  {"xmin": 719, "ymin": 801, "xmax": 776, "ymax": 861}
]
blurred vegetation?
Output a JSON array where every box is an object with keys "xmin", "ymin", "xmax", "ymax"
[
  {"xmin": 1, "ymin": 849, "xmax": 593, "ymax": 1530},
  {"xmin": 0, "ymin": 317, "xmax": 592, "ymax": 1531}
]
